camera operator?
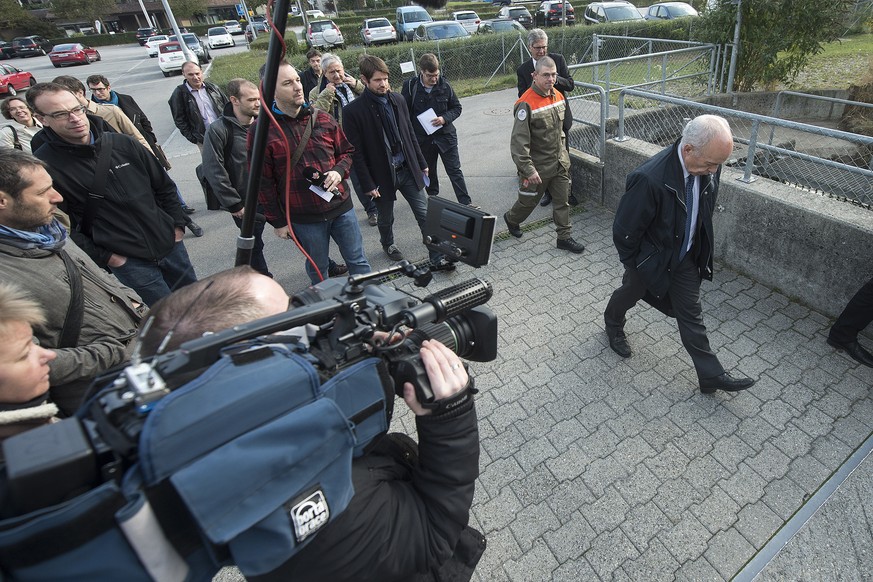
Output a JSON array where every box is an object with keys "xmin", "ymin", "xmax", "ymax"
[{"xmin": 140, "ymin": 266, "xmax": 485, "ymax": 581}]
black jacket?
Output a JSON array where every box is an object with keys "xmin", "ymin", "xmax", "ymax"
[
  {"xmin": 401, "ymin": 75, "xmax": 462, "ymax": 145},
  {"xmin": 202, "ymin": 103, "xmax": 250, "ymax": 213},
  {"xmin": 517, "ymin": 53, "xmax": 574, "ymax": 132},
  {"xmin": 33, "ymin": 122, "xmax": 185, "ymax": 267},
  {"xmin": 109, "ymin": 92, "xmax": 170, "ymax": 168},
  {"xmin": 254, "ymin": 404, "xmax": 483, "ymax": 582},
  {"xmin": 342, "ymin": 89, "xmax": 428, "ymax": 198},
  {"xmin": 613, "ymin": 139, "xmax": 719, "ymax": 299},
  {"xmin": 168, "ymin": 80, "xmax": 228, "ymax": 145},
  {"xmin": 301, "ymin": 67, "xmax": 320, "ymax": 104}
]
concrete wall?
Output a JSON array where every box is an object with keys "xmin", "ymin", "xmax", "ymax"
[{"xmin": 571, "ymin": 138, "xmax": 873, "ymax": 319}]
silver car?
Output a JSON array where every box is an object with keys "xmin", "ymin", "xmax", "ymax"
[
  {"xmin": 360, "ymin": 17, "xmax": 396, "ymax": 46},
  {"xmin": 452, "ymin": 11, "xmax": 481, "ymax": 35},
  {"xmin": 306, "ymin": 19, "xmax": 345, "ymax": 49}
]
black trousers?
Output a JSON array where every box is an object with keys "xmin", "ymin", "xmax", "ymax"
[
  {"xmin": 830, "ymin": 274, "xmax": 873, "ymax": 343},
  {"xmin": 420, "ymin": 139, "xmax": 471, "ymax": 205},
  {"xmin": 604, "ymin": 254, "xmax": 724, "ymax": 380}
]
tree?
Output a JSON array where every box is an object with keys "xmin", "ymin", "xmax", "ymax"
[
  {"xmin": 169, "ymin": 0, "xmax": 208, "ymax": 22},
  {"xmin": 696, "ymin": 0, "xmax": 856, "ymax": 91},
  {"xmin": 51, "ymin": 0, "xmax": 116, "ymax": 25}
]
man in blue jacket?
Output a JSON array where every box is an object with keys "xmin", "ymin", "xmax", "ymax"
[
  {"xmin": 401, "ymin": 53, "xmax": 475, "ymax": 208},
  {"xmin": 604, "ymin": 114, "xmax": 755, "ymax": 395}
]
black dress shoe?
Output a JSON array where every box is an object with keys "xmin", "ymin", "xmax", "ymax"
[
  {"xmin": 607, "ymin": 330, "xmax": 631, "ymax": 358},
  {"xmin": 503, "ymin": 213, "xmax": 522, "ymax": 238},
  {"xmin": 827, "ymin": 337, "xmax": 873, "ymax": 368},
  {"xmin": 539, "ymin": 191, "xmax": 552, "ymax": 207},
  {"xmin": 186, "ymin": 220, "xmax": 204, "ymax": 237},
  {"xmin": 699, "ymin": 373, "xmax": 755, "ymax": 394},
  {"xmin": 182, "ymin": 205, "xmax": 196, "ymax": 214},
  {"xmin": 557, "ymin": 237, "xmax": 585, "ymax": 254}
]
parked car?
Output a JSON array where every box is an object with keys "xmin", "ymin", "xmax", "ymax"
[
  {"xmin": 11, "ymin": 36, "xmax": 53, "ymax": 58},
  {"xmin": 360, "ymin": 17, "xmax": 397, "ymax": 46},
  {"xmin": 644, "ymin": 2, "xmax": 699, "ymax": 20},
  {"xmin": 145, "ymin": 34, "xmax": 169, "ymax": 57},
  {"xmin": 476, "ymin": 18, "xmax": 527, "ymax": 34},
  {"xmin": 0, "ymin": 64, "xmax": 35, "ymax": 96},
  {"xmin": 491, "ymin": 0, "xmax": 512, "ymax": 6},
  {"xmin": 396, "ymin": 5, "xmax": 433, "ymax": 41},
  {"xmin": 206, "ymin": 27, "xmax": 235, "ymax": 49},
  {"xmin": 306, "ymin": 10, "xmax": 326, "ymax": 19},
  {"xmin": 157, "ymin": 41, "xmax": 186, "ymax": 76},
  {"xmin": 413, "ymin": 21, "xmax": 470, "ymax": 42},
  {"xmin": 168, "ymin": 33, "xmax": 211, "ymax": 64},
  {"xmin": 48, "ymin": 43, "xmax": 101, "ymax": 67},
  {"xmin": 583, "ymin": 1, "xmax": 645, "ymax": 25},
  {"xmin": 136, "ymin": 27, "xmax": 158, "ymax": 45},
  {"xmin": 0, "ymin": 42, "xmax": 17, "ymax": 60},
  {"xmin": 306, "ymin": 19, "xmax": 344, "ymax": 49},
  {"xmin": 534, "ymin": 1, "xmax": 576, "ymax": 27},
  {"xmin": 223, "ymin": 20, "xmax": 243, "ymax": 35},
  {"xmin": 497, "ymin": 6, "xmax": 533, "ymax": 29},
  {"xmin": 452, "ymin": 11, "xmax": 481, "ymax": 35}
]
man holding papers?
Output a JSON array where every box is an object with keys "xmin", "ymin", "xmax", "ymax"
[{"xmin": 401, "ymin": 53, "xmax": 476, "ymax": 208}]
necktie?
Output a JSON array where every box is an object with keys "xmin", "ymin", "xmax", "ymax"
[{"xmin": 679, "ymin": 174, "xmax": 695, "ymax": 261}]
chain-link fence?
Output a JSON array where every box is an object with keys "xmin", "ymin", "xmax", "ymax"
[{"xmin": 616, "ymin": 89, "xmax": 873, "ymax": 207}]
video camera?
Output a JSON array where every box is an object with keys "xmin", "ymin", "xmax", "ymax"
[{"xmin": 1, "ymin": 199, "xmax": 497, "ymax": 544}]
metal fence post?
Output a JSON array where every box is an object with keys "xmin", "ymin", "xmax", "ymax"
[
  {"xmin": 660, "ymin": 53, "xmax": 667, "ymax": 95},
  {"xmin": 741, "ymin": 119, "xmax": 760, "ymax": 183}
]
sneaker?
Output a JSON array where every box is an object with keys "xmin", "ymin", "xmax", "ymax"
[
  {"xmin": 557, "ymin": 237, "xmax": 585, "ymax": 254},
  {"xmin": 384, "ymin": 244, "xmax": 404, "ymax": 261},
  {"xmin": 328, "ymin": 263, "xmax": 349, "ymax": 277},
  {"xmin": 367, "ymin": 212, "xmax": 378, "ymax": 227},
  {"xmin": 503, "ymin": 213, "xmax": 522, "ymax": 238},
  {"xmin": 430, "ymin": 257, "xmax": 457, "ymax": 272},
  {"xmin": 467, "ymin": 203, "xmax": 481, "ymax": 210},
  {"xmin": 539, "ymin": 191, "xmax": 552, "ymax": 207},
  {"xmin": 186, "ymin": 220, "xmax": 204, "ymax": 237}
]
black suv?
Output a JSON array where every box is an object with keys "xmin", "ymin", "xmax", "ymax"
[
  {"xmin": 534, "ymin": 1, "xmax": 576, "ymax": 27},
  {"xmin": 136, "ymin": 27, "xmax": 158, "ymax": 45},
  {"xmin": 11, "ymin": 36, "xmax": 53, "ymax": 57}
]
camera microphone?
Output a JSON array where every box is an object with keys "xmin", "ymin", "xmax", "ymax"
[
  {"xmin": 303, "ymin": 166, "xmax": 340, "ymax": 196},
  {"xmin": 402, "ymin": 278, "xmax": 493, "ymax": 328}
]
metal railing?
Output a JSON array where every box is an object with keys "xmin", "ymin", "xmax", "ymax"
[
  {"xmin": 615, "ymin": 89, "xmax": 873, "ymax": 207},
  {"xmin": 568, "ymin": 37, "xmax": 720, "ymax": 99},
  {"xmin": 566, "ymin": 81, "xmax": 608, "ymax": 159}
]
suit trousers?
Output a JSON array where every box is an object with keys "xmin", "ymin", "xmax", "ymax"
[
  {"xmin": 506, "ymin": 169, "xmax": 571, "ymax": 240},
  {"xmin": 604, "ymin": 254, "xmax": 724, "ymax": 380},
  {"xmin": 829, "ymin": 274, "xmax": 873, "ymax": 343},
  {"xmin": 420, "ymin": 139, "xmax": 471, "ymax": 205}
]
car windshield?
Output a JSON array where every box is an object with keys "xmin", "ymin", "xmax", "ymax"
[
  {"xmin": 407, "ymin": 12, "xmax": 431, "ymax": 23},
  {"xmin": 427, "ymin": 24, "xmax": 466, "ymax": 39},
  {"xmin": 493, "ymin": 20, "xmax": 517, "ymax": 30},
  {"xmin": 456, "ymin": 13, "xmax": 476, "ymax": 20},
  {"xmin": 310, "ymin": 21, "xmax": 333, "ymax": 32},
  {"xmin": 12, "ymin": 39, "xmax": 33, "ymax": 47},
  {"xmin": 605, "ymin": 5, "xmax": 643, "ymax": 19},
  {"xmin": 668, "ymin": 4, "xmax": 697, "ymax": 16},
  {"xmin": 53, "ymin": 44, "xmax": 78, "ymax": 51},
  {"xmin": 509, "ymin": 9, "xmax": 529, "ymax": 17},
  {"xmin": 208, "ymin": 28, "xmax": 227, "ymax": 35},
  {"xmin": 161, "ymin": 43, "xmax": 181, "ymax": 53},
  {"xmin": 368, "ymin": 18, "xmax": 391, "ymax": 27}
]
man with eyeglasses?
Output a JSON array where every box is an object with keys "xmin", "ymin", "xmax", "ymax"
[
  {"xmin": 516, "ymin": 28, "xmax": 577, "ymax": 207},
  {"xmin": 401, "ymin": 53, "xmax": 476, "ymax": 209},
  {"xmin": 504, "ymin": 57, "xmax": 585, "ymax": 255},
  {"xmin": 27, "ymin": 83, "xmax": 198, "ymax": 307}
]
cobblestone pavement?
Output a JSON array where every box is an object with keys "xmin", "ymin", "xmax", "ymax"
[{"xmin": 387, "ymin": 201, "xmax": 873, "ymax": 582}]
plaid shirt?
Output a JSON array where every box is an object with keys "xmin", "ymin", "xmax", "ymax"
[{"xmin": 251, "ymin": 106, "xmax": 354, "ymax": 227}]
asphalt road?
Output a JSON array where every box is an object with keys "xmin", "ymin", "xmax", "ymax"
[{"xmin": 11, "ymin": 40, "xmax": 251, "ymax": 143}]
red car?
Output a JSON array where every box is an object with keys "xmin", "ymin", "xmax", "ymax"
[
  {"xmin": 0, "ymin": 63, "xmax": 35, "ymax": 96},
  {"xmin": 48, "ymin": 43, "xmax": 101, "ymax": 67}
]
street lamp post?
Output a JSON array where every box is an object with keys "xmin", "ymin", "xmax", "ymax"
[{"xmin": 160, "ymin": 0, "xmax": 197, "ymax": 63}]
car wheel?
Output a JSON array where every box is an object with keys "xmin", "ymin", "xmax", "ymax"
[
  {"xmin": 39, "ymin": 48, "xmax": 46, "ymax": 56},
  {"xmin": 7, "ymin": 86, "xmax": 15, "ymax": 96},
  {"xmin": 96, "ymin": 51, "xmax": 101, "ymax": 61},
  {"xmin": 28, "ymin": 77, "xmax": 36, "ymax": 86}
]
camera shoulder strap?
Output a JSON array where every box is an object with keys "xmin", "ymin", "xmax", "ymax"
[
  {"xmin": 290, "ymin": 113, "xmax": 314, "ymax": 169},
  {"xmin": 56, "ymin": 249, "xmax": 84, "ymax": 349}
]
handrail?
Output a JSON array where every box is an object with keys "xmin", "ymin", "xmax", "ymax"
[{"xmin": 568, "ymin": 81, "xmax": 608, "ymax": 158}]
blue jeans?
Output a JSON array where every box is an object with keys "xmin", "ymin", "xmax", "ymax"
[
  {"xmin": 291, "ymin": 207, "xmax": 371, "ymax": 284},
  {"xmin": 110, "ymin": 241, "xmax": 198, "ymax": 306}
]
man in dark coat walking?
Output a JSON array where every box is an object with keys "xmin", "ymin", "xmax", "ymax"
[
  {"xmin": 342, "ymin": 55, "xmax": 453, "ymax": 270},
  {"xmin": 604, "ymin": 114, "xmax": 755, "ymax": 395}
]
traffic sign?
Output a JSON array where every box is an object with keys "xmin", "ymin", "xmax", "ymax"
[{"xmin": 236, "ymin": 4, "xmax": 245, "ymax": 17}]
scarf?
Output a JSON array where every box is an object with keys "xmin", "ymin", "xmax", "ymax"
[
  {"xmin": 362, "ymin": 89, "xmax": 403, "ymax": 164},
  {"xmin": 92, "ymin": 90, "xmax": 120, "ymax": 106},
  {"xmin": 0, "ymin": 219, "xmax": 67, "ymax": 251}
]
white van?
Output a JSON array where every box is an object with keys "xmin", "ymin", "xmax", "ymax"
[{"xmin": 396, "ymin": 5, "xmax": 433, "ymax": 41}]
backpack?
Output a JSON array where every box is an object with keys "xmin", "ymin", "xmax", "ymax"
[{"xmin": 0, "ymin": 343, "xmax": 390, "ymax": 581}]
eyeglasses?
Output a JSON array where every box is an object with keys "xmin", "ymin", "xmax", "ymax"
[
  {"xmin": 40, "ymin": 105, "xmax": 88, "ymax": 120},
  {"xmin": 531, "ymin": 45, "xmax": 548, "ymax": 51}
]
